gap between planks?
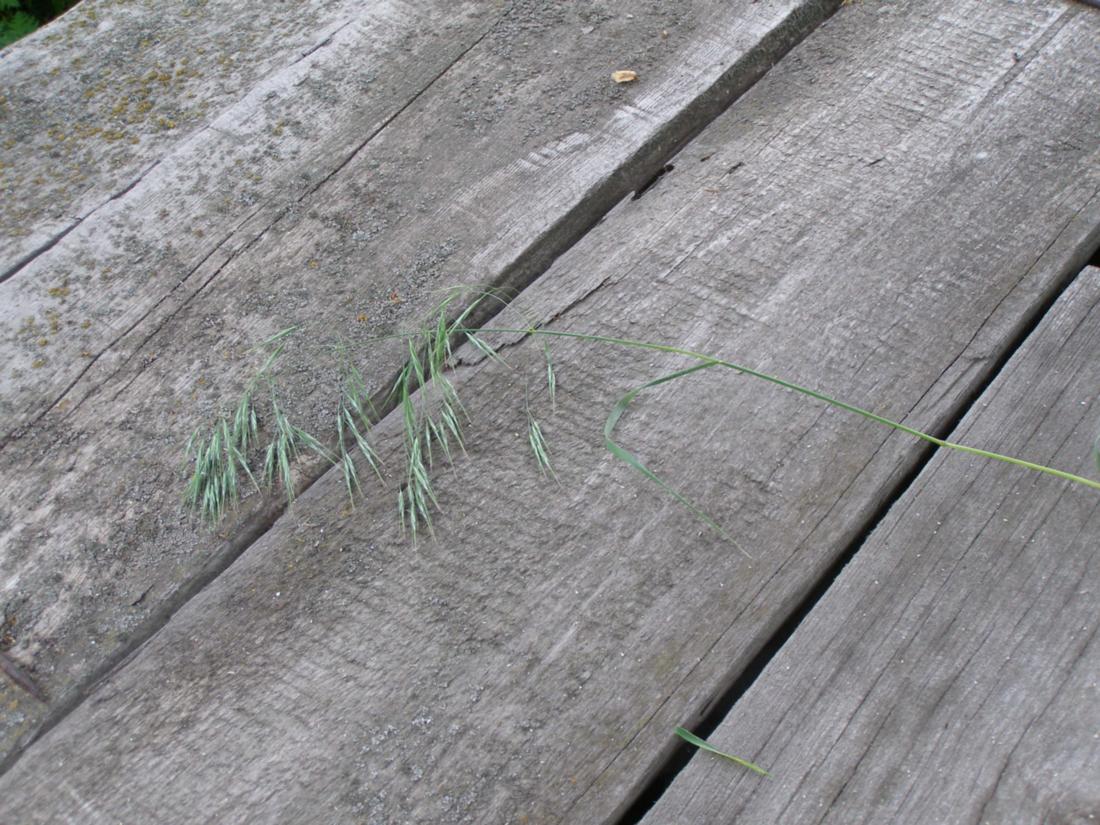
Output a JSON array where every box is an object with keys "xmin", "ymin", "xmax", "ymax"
[
  {"xmin": 634, "ymin": 264, "xmax": 1100, "ymax": 824},
  {"xmin": 611, "ymin": 238, "xmax": 1100, "ymax": 825}
]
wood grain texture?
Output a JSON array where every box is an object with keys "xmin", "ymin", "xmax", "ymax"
[
  {"xmin": 639, "ymin": 266, "xmax": 1100, "ymax": 825},
  {"xmin": 0, "ymin": 0, "xmax": 839, "ymax": 767},
  {"xmin": 0, "ymin": 1, "xmax": 1097, "ymax": 821},
  {"xmin": 0, "ymin": 0, "xmax": 498, "ymax": 282}
]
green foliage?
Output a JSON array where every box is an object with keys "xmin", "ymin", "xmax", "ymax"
[
  {"xmin": 1, "ymin": 2, "xmax": 51, "ymax": 45},
  {"xmin": 0, "ymin": 10, "xmax": 37, "ymax": 48},
  {"xmin": 1, "ymin": 1, "xmax": 81, "ymax": 48}
]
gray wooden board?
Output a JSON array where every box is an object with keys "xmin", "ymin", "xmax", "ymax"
[
  {"xmin": 1, "ymin": 1, "xmax": 1098, "ymax": 821},
  {"xmin": 0, "ymin": 0, "xmax": 498, "ymax": 279},
  {"xmin": 0, "ymin": 0, "xmax": 841, "ymax": 766},
  {"xmin": 639, "ymin": 266, "xmax": 1100, "ymax": 825}
]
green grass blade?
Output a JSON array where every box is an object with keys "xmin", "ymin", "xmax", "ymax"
[
  {"xmin": 400, "ymin": 433, "xmax": 439, "ymax": 540},
  {"xmin": 343, "ymin": 409, "xmax": 383, "ymax": 481},
  {"xmin": 1094, "ymin": 424, "xmax": 1100, "ymax": 474},
  {"xmin": 433, "ymin": 311, "xmax": 449, "ymax": 371},
  {"xmin": 294, "ymin": 426, "xmax": 337, "ymax": 465},
  {"xmin": 260, "ymin": 326, "xmax": 300, "ymax": 346},
  {"xmin": 259, "ymin": 344, "xmax": 287, "ymax": 377},
  {"xmin": 231, "ymin": 391, "xmax": 255, "ymax": 454},
  {"xmin": 424, "ymin": 418, "xmax": 437, "ymax": 468},
  {"xmin": 262, "ymin": 442, "xmax": 276, "ymax": 487},
  {"xmin": 674, "ymin": 727, "xmax": 770, "ymax": 777},
  {"xmin": 408, "ymin": 339, "xmax": 426, "ymax": 388},
  {"xmin": 544, "ymin": 344, "xmax": 556, "ymax": 408},
  {"xmin": 390, "ymin": 364, "xmax": 411, "ymax": 407},
  {"xmin": 474, "ymin": 326, "xmax": 1100, "ymax": 493},
  {"xmin": 277, "ymin": 432, "xmax": 293, "ymax": 501},
  {"xmin": 428, "ymin": 419, "xmax": 454, "ymax": 466},
  {"xmin": 603, "ymin": 362, "xmax": 751, "ymax": 557},
  {"xmin": 434, "ymin": 372, "xmax": 464, "ymax": 417},
  {"xmin": 340, "ymin": 453, "xmax": 361, "ymax": 503},
  {"xmin": 230, "ymin": 443, "xmax": 261, "ymax": 494},
  {"xmin": 466, "ymin": 332, "xmax": 509, "ymax": 366},
  {"xmin": 400, "ymin": 384, "xmax": 417, "ymax": 439},
  {"xmin": 335, "ymin": 414, "xmax": 362, "ymax": 504},
  {"xmin": 202, "ymin": 482, "xmax": 217, "ymax": 523},
  {"xmin": 439, "ymin": 399, "xmax": 466, "ymax": 452}
]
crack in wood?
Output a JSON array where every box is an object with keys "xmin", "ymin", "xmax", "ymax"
[
  {"xmin": 301, "ymin": 11, "xmax": 504, "ymax": 201},
  {"xmin": 632, "ymin": 164, "xmax": 675, "ymax": 201},
  {"xmin": 0, "ymin": 220, "xmax": 81, "ymax": 286}
]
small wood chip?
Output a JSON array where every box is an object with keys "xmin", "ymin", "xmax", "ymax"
[
  {"xmin": 611, "ymin": 70, "xmax": 638, "ymax": 84},
  {"xmin": 0, "ymin": 650, "xmax": 48, "ymax": 704}
]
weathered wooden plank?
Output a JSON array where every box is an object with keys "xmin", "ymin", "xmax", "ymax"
[
  {"xmin": 0, "ymin": 0, "xmax": 833, "ymax": 435},
  {"xmin": 0, "ymin": 0, "xmax": 507, "ymax": 755},
  {"xmin": 0, "ymin": 0, "xmax": 840, "ymax": 766},
  {"xmin": 0, "ymin": 0, "xmax": 498, "ymax": 280},
  {"xmin": 639, "ymin": 266, "xmax": 1100, "ymax": 824},
  {"xmin": 1, "ymin": 1, "xmax": 1097, "ymax": 821}
]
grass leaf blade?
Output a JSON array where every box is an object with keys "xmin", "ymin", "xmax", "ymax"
[
  {"xmin": 674, "ymin": 727, "xmax": 770, "ymax": 777},
  {"xmin": 603, "ymin": 363, "xmax": 751, "ymax": 557}
]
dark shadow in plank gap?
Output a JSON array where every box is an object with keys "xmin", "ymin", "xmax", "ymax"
[{"xmin": 632, "ymin": 164, "xmax": 675, "ymax": 201}]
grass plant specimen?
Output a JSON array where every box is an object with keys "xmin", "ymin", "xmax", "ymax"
[
  {"xmin": 183, "ymin": 290, "xmax": 1100, "ymax": 775},
  {"xmin": 185, "ymin": 291, "xmax": 1100, "ymax": 538}
]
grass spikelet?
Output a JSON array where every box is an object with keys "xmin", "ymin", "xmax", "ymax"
[
  {"xmin": 385, "ymin": 298, "xmax": 492, "ymax": 537},
  {"xmin": 402, "ymin": 433, "xmax": 438, "ymax": 541},
  {"xmin": 523, "ymin": 381, "xmax": 555, "ymax": 478},
  {"xmin": 544, "ymin": 344, "xmax": 556, "ymax": 408},
  {"xmin": 335, "ymin": 412, "xmax": 362, "ymax": 504},
  {"xmin": 262, "ymin": 396, "xmax": 296, "ymax": 499},
  {"xmin": 527, "ymin": 416, "xmax": 553, "ymax": 477},
  {"xmin": 184, "ymin": 329, "xmax": 296, "ymax": 522},
  {"xmin": 342, "ymin": 407, "xmax": 382, "ymax": 481}
]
